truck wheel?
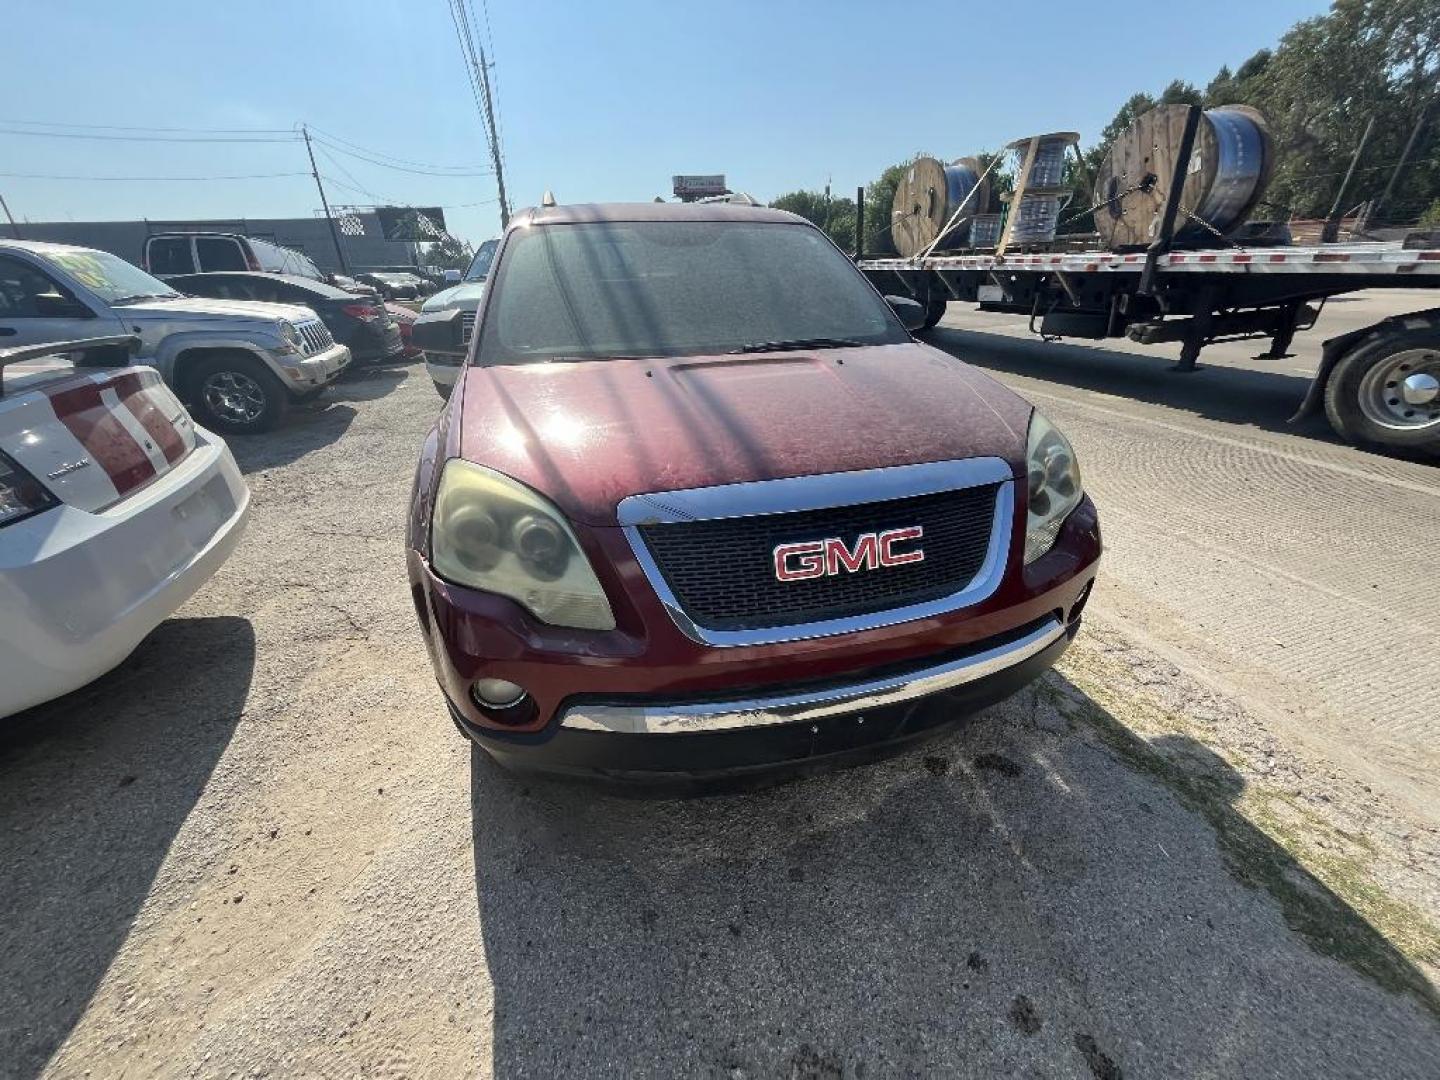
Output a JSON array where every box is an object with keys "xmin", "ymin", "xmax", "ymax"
[
  {"xmin": 433, "ymin": 380, "xmax": 453, "ymax": 399},
  {"xmin": 187, "ymin": 353, "xmax": 290, "ymax": 435},
  {"xmin": 922, "ymin": 296, "xmax": 947, "ymax": 330},
  {"xmin": 1324, "ymin": 317, "xmax": 1440, "ymax": 457}
]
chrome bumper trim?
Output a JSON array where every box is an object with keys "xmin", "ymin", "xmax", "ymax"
[{"xmin": 559, "ymin": 617, "xmax": 1064, "ymax": 735}]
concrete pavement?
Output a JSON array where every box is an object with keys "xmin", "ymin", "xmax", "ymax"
[{"xmin": 928, "ymin": 288, "xmax": 1440, "ymax": 826}]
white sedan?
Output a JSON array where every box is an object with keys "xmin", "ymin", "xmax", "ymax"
[{"xmin": 1, "ymin": 336, "xmax": 250, "ymax": 718}]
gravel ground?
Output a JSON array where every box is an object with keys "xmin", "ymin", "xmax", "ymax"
[{"xmin": 2, "ymin": 361, "xmax": 1438, "ymax": 1079}]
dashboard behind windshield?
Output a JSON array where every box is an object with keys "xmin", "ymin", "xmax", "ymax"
[{"xmin": 477, "ymin": 221, "xmax": 907, "ymax": 363}]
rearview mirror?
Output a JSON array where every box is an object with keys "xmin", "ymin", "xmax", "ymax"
[
  {"xmin": 412, "ymin": 308, "xmax": 467, "ymax": 356},
  {"xmin": 884, "ymin": 295, "xmax": 926, "ymax": 332}
]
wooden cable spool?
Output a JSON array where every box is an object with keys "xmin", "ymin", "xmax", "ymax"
[
  {"xmin": 1092, "ymin": 104, "xmax": 1274, "ymax": 249},
  {"xmin": 890, "ymin": 156, "xmax": 991, "ymax": 257}
]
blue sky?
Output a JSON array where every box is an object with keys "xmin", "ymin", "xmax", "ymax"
[{"xmin": 1, "ymin": 0, "xmax": 1328, "ymax": 246}]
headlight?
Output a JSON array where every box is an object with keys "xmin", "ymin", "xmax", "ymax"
[
  {"xmin": 1023, "ymin": 410, "xmax": 1083, "ymax": 564},
  {"xmin": 430, "ymin": 459, "xmax": 616, "ymax": 631},
  {"xmin": 276, "ymin": 321, "xmax": 302, "ymax": 354}
]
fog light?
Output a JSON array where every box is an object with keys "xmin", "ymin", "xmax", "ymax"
[{"xmin": 472, "ymin": 678, "xmax": 527, "ymax": 709}]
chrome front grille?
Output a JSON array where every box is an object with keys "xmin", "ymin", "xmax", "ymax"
[
  {"xmin": 618, "ymin": 458, "xmax": 1015, "ymax": 647},
  {"xmin": 297, "ymin": 320, "xmax": 333, "ymax": 357},
  {"xmin": 461, "ymin": 311, "xmax": 476, "ymax": 343}
]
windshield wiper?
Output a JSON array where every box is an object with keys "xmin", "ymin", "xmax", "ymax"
[{"xmin": 727, "ymin": 337, "xmax": 865, "ymax": 354}]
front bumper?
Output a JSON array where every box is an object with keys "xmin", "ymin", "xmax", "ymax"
[
  {"xmin": 409, "ymin": 494, "xmax": 1100, "ymax": 782},
  {"xmin": 280, "ymin": 343, "xmax": 351, "ymax": 389},
  {"xmin": 455, "ymin": 617, "xmax": 1072, "ymax": 787},
  {"xmin": 424, "ymin": 353, "xmax": 462, "ymax": 388}
]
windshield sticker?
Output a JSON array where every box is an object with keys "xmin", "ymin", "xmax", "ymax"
[{"xmin": 52, "ymin": 254, "xmax": 113, "ymax": 290}]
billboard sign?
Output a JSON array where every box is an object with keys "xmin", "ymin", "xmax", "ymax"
[
  {"xmin": 374, "ymin": 206, "xmax": 448, "ymax": 241},
  {"xmin": 672, "ymin": 175, "xmax": 727, "ymax": 199}
]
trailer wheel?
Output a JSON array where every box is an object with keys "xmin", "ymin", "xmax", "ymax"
[
  {"xmin": 921, "ymin": 295, "xmax": 947, "ymax": 331},
  {"xmin": 1324, "ymin": 316, "xmax": 1440, "ymax": 457}
]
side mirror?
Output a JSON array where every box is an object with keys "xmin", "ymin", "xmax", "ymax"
[
  {"xmin": 412, "ymin": 308, "xmax": 467, "ymax": 356},
  {"xmin": 884, "ymin": 295, "xmax": 926, "ymax": 332},
  {"xmin": 443, "ymin": 269, "xmax": 462, "ymax": 284}
]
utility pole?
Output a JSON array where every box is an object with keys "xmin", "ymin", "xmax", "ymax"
[
  {"xmin": 475, "ymin": 47, "xmax": 510, "ymax": 228},
  {"xmin": 1371, "ymin": 99, "xmax": 1432, "ymax": 226},
  {"xmin": 1322, "ymin": 116, "xmax": 1374, "ymax": 244},
  {"xmin": 302, "ymin": 125, "xmax": 351, "ymax": 275},
  {"xmin": 0, "ymin": 192, "xmax": 20, "ymax": 239}
]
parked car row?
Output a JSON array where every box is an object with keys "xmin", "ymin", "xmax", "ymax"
[
  {"xmin": 0, "ymin": 230, "xmax": 465, "ymax": 728},
  {"xmin": 5, "ymin": 202, "xmax": 1099, "ymax": 792},
  {"xmin": 166, "ymin": 272, "xmax": 406, "ymax": 365},
  {"xmin": 0, "ymin": 239, "xmax": 355, "ymax": 433},
  {"xmin": 140, "ymin": 230, "xmax": 450, "ymax": 302}
]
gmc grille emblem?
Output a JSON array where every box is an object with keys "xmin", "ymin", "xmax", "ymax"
[{"xmin": 773, "ymin": 526, "xmax": 925, "ymax": 582}]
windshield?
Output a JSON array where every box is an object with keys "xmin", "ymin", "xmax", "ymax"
[
  {"xmin": 478, "ymin": 221, "xmax": 907, "ymax": 363},
  {"xmin": 48, "ymin": 249, "xmax": 179, "ymax": 304},
  {"xmin": 464, "ymin": 239, "xmax": 499, "ymax": 282}
]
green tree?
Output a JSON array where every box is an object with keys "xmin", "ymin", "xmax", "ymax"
[
  {"xmin": 1228, "ymin": 0, "xmax": 1438, "ymax": 220},
  {"xmin": 426, "ymin": 232, "xmax": 474, "ymax": 270},
  {"xmin": 1086, "ymin": 0, "xmax": 1439, "ymax": 226},
  {"xmin": 770, "ymin": 190, "xmax": 857, "ymax": 252},
  {"xmin": 860, "ymin": 162, "xmax": 911, "ymax": 255}
]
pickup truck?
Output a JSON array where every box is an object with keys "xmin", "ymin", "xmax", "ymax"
[
  {"xmin": 418, "ymin": 238, "xmax": 498, "ymax": 396},
  {"xmin": 0, "ymin": 240, "xmax": 351, "ymax": 433}
]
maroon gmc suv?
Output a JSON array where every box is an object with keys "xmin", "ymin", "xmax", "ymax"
[{"xmin": 407, "ymin": 202, "xmax": 1100, "ymax": 785}]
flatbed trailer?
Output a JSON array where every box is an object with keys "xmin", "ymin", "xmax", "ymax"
[{"xmin": 859, "ymin": 241, "xmax": 1440, "ymax": 456}]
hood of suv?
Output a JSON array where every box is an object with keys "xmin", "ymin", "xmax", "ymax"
[
  {"xmin": 457, "ymin": 342, "xmax": 1032, "ymax": 526},
  {"xmin": 123, "ymin": 296, "xmax": 318, "ymax": 325},
  {"xmin": 421, "ymin": 281, "xmax": 485, "ymax": 312}
]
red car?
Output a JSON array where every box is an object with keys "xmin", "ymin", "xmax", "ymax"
[
  {"xmin": 385, "ymin": 302, "xmax": 423, "ymax": 359},
  {"xmin": 408, "ymin": 203, "xmax": 1100, "ymax": 785}
]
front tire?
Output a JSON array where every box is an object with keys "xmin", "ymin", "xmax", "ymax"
[
  {"xmin": 1324, "ymin": 316, "xmax": 1440, "ymax": 457},
  {"xmin": 186, "ymin": 353, "xmax": 290, "ymax": 434},
  {"xmin": 433, "ymin": 380, "xmax": 453, "ymax": 399},
  {"xmin": 921, "ymin": 296, "xmax": 947, "ymax": 330}
]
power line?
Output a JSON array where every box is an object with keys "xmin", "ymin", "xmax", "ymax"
[
  {"xmin": 303, "ymin": 125, "xmax": 488, "ymax": 171},
  {"xmin": 0, "ymin": 170, "xmax": 309, "ymax": 181},
  {"xmin": 319, "ymin": 173, "xmax": 400, "ymax": 205},
  {"xmin": 474, "ymin": 0, "xmax": 507, "ymax": 165},
  {"xmin": 449, "ymin": 0, "xmax": 509, "ymax": 224},
  {"xmin": 0, "ymin": 118, "xmax": 296, "ymax": 135},
  {"xmin": 0, "ymin": 125, "xmax": 298, "ymax": 144},
  {"xmin": 315, "ymin": 145, "xmax": 388, "ymax": 202},
  {"xmin": 307, "ymin": 134, "xmax": 493, "ymax": 176}
]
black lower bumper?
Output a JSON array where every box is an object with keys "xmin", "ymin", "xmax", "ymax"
[{"xmin": 451, "ymin": 622, "xmax": 1073, "ymax": 792}]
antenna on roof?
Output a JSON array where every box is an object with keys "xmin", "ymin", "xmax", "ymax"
[{"xmin": 541, "ymin": 190, "xmax": 557, "ymax": 207}]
